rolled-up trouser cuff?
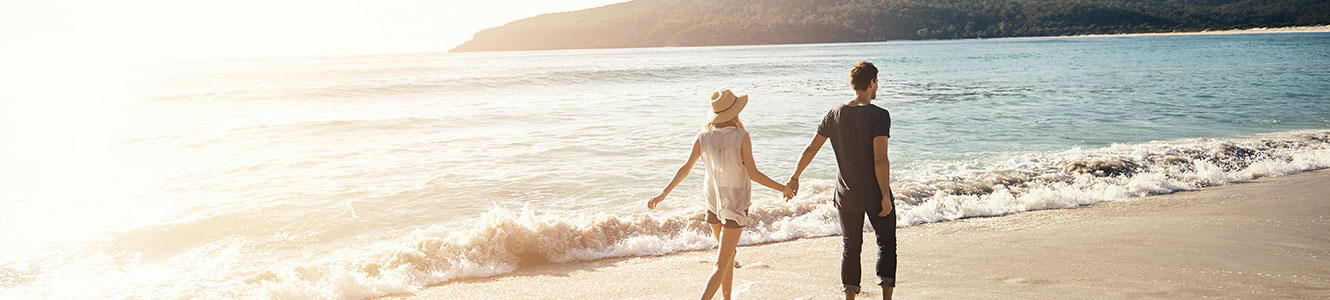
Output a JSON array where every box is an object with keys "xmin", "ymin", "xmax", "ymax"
[
  {"xmin": 842, "ymin": 284, "xmax": 861, "ymax": 293},
  {"xmin": 879, "ymin": 277, "xmax": 896, "ymax": 287}
]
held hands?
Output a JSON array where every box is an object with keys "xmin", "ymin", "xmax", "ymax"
[{"xmin": 782, "ymin": 178, "xmax": 799, "ymax": 201}]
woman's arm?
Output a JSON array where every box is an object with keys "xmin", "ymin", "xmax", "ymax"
[
  {"xmin": 741, "ymin": 133, "xmax": 786, "ymax": 192},
  {"xmin": 648, "ymin": 138, "xmax": 703, "ymax": 210}
]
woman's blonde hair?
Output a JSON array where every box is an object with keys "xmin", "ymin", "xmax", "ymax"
[{"xmin": 706, "ymin": 117, "xmax": 745, "ymax": 130}]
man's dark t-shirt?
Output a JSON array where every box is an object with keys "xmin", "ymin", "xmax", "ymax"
[{"xmin": 816, "ymin": 103, "xmax": 892, "ymax": 211}]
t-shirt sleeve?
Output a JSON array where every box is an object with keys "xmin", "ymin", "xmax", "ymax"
[
  {"xmin": 816, "ymin": 109, "xmax": 834, "ymax": 138},
  {"xmin": 872, "ymin": 110, "xmax": 891, "ymax": 138}
]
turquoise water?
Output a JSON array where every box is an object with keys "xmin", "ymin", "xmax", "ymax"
[{"xmin": 2, "ymin": 32, "xmax": 1329, "ymax": 299}]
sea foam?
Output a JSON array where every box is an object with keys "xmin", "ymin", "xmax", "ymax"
[{"xmin": 225, "ymin": 130, "xmax": 1330, "ymax": 299}]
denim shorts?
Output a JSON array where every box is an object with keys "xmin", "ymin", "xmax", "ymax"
[{"xmin": 705, "ymin": 211, "xmax": 743, "ymax": 228}]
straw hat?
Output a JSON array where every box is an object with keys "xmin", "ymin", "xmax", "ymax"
[{"xmin": 708, "ymin": 89, "xmax": 748, "ymax": 123}]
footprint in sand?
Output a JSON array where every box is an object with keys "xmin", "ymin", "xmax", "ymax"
[
  {"xmin": 697, "ymin": 259, "xmax": 745, "ymax": 269},
  {"xmin": 740, "ymin": 262, "xmax": 770, "ymax": 269}
]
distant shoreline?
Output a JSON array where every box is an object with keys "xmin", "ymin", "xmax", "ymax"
[
  {"xmin": 449, "ymin": 24, "xmax": 1330, "ymax": 54},
  {"xmin": 1050, "ymin": 24, "xmax": 1330, "ymax": 39}
]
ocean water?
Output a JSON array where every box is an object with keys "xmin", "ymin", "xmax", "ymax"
[{"xmin": 2, "ymin": 32, "xmax": 1330, "ymax": 299}]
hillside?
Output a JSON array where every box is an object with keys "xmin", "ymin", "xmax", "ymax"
[{"xmin": 449, "ymin": 0, "xmax": 1330, "ymax": 52}]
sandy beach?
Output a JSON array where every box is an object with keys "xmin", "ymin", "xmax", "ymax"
[
  {"xmin": 387, "ymin": 169, "xmax": 1330, "ymax": 299},
  {"xmin": 8, "ymin": 0, "xmax": 1330, "ymax": 296}
]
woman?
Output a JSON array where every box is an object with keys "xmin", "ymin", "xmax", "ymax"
[{"xmin": 647, "ymin": 89, "xmax": 790, "ymax": 300}]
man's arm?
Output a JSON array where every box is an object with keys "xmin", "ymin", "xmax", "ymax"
[
  {"xmin": 873, "ymin": 136, "xmax": 892, "ymax": 217},
  {"xmin": 787, "ymin": 133, "xmax": 829, "ymax": 198}
]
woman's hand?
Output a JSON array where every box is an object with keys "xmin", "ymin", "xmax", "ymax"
[
  {"xmin": 647, "ymin": 194, "xmax": 665, "ymax": 210},
  {"xmin": 783, "ymin": 178, "xmax": 799, "ymax": 201}
]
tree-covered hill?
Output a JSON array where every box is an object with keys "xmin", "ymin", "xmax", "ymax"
[{"xmin": 449, "ymin": 0, "xmax": 1330, "ymax": 52}]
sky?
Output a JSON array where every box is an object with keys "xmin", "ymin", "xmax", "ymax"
[
  {"xmin": 0, "ymin": 0, "xmax": 632, "ymax": 62},
  {"xmin": 0, "ymin": 0, "xmax": 633, "ymax": 211}
]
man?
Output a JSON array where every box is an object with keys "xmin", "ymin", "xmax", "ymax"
[{"xmin": 787, "ymin": 61, "xmax": 896, "ymax": 300}]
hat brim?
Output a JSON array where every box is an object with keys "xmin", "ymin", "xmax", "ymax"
[{"xmin": 709, "ymin": 93, "xmax": 748, "ymax": 123}]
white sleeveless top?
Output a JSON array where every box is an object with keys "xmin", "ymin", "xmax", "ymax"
[{"xmin": 697, "ymin": 127, "xmax": 751, "ymax": 226}]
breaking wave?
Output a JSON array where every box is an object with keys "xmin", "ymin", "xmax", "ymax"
[{"xmin": 230, "ymin": 130, "xmax": 1330, "ymax": 299}]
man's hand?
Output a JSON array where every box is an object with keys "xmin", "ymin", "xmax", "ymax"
[
  {"xmin": 647, "ymin": 195, "xmax": 665, "ymax": 210},
  {"xmin": 783, "ymin": 178, "xmax": 799, "ymax": 201},
  {"xmin": 877, "ymin": 198, "xmax": 893, "ymax": 217}
]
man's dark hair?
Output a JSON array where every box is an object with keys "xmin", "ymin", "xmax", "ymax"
[{"xmin": 850, "ymin": 61, "xmax": 878, "ymax": 91}]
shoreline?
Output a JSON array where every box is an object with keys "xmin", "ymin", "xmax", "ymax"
[
  {"xmin": 447, "ymin": 24, "xmax": 1330, "ymax": 54},
  {"xmin": 1046, "ymin": 24, "xmax": 1330, "ymax": 40},
  {"xmin": 387, "ymin": 168, "xmax": 1330, "ymax": 299}
]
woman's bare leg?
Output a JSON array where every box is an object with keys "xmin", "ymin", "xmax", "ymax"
[
  {"xmin": 709, "ymin": 223, "xmax": 741, "ymax": 268},
  {"xmin": 709, "ymin": 222, "xmax": 740, "ymax": 299},
  {"xmin": 707, "ymin": 224, "xmax": 739, "ymax": 298},
  {"xmin": 701, "ymin": 227, "xmax": 741, "ymax": 300},
  {"xmin": 722, "ymin": 245, "xmax": 735, "ymax": 300},
  {"xmin": 709, "ymin": 222, "xmax": 723, "ymax": 243}
]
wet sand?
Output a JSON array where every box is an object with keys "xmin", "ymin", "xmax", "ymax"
[{"xmin": 387, "ymin": 169, "xmax": 1330, "ymax": 299}]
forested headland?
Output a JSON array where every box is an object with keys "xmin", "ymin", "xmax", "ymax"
[{"xmin": 450, "ymin": 0, "xmax": 1330, "ymax": 52}]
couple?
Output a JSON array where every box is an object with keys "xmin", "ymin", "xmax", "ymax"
[{"xmin": 648, "ymin": 61, "xmax": 896, "ymax": 300}]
